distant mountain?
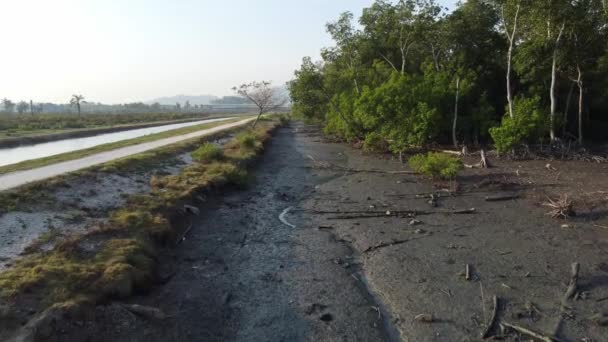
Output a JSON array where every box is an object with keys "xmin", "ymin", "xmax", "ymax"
[{"xmin": 147, "ymin": 94, "xmax": 219, "ymax": 106}]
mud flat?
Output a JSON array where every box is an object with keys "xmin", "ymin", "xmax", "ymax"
[{"xmin": 3, "ymin": 122, "xmax": 608, "ymax": 341}]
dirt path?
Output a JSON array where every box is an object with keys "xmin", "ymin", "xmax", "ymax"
[
  {"xmin": 56, "ymin": 123, "xmax": 608, "ymax": 341},
  {"xmin": 0, "ymin": 118, "xmax": 253, "ymax": 191}
]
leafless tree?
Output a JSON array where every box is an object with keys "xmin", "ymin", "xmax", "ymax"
[
  {"xmin": 70, "ymin": 94, "xmax": 86, "ymax": 117},
  {"xmin": 233, "ymin": 81, "xmax": 286, "ymax": 128}
]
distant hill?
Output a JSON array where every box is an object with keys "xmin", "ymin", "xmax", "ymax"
[{"xmin": 147, "ymin": 94, "xmax": 219, "ymax": 106}]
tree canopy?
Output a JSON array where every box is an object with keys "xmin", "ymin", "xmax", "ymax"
[{"xmin": 289, "ymin": 0, "xmax": 608, "ymax": 153}]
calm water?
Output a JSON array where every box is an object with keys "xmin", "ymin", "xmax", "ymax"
[{"xmin": 0, "ymin": 117, "xmax": 230, "ymax": 167}]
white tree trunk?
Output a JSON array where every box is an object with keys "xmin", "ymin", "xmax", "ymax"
[
  {"xmin": 563, "ymin": 81, "xmax": 575, "ymax": 136},
  {"xmin": 549, "ymin": 22, "xmax": 566, "ymax": 141},
  {"xmin": 577, "ymin": 66, "xmax": 584, "ymax": 145},
  {"xmin": 503, "ymin": 3, "xmax": 520, "ymax": 119},
  {"xmin": 452, "ymin": 77, "xmax": 460, "ymax": 148}
]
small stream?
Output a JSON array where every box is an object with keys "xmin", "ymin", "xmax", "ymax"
[{"xmin": 0, "ymin": 117, "xmax": 230, "ymax": 167}]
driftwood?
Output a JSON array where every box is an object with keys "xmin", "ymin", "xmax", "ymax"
[
  {"xmin": 500, "ymin": 322, "xmax": 558, "ymax": 342},
  {"xmin": 485, "ymin": 194, "xmax": 519, "ymax": 202},
  {"xmin": 465, "ymin": 148, "xmax": 492, "ymax": 169},
  {"xmin": 325, "ymin": 208, "xmax": 475, "ymax": 220},
  {"xmin": 306, "ymin": 155, "xmax": 416, "ymax": 175},
  {"xmin": 481, "ymin": 296, "xmax": 499, "ymax": 339}
]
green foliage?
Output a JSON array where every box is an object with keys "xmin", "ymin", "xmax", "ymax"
[
  {"xmin": 236, "ymin": 130, "xmax": 257, "ymax": 149},
  {"xmin": 362, "ymin": 131, "xmax": 387, "ymax": 152},
  {"xmin": 288, "ymin": 57, "xmax": 328, "ymax": 121},
  {"xmin": 191, "ymin": 142, "xmax": 224, "ymax": 162},
  {"xmin": 409, "ymin": 152, "xmax": 464, "ymax": 179},
  {"xmin": 489, "ymin": 96, "xmax": 548, "ymax": 153}
]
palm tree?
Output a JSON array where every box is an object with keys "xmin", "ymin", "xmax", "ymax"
[{"xmin": 70, "ymin": 94, "xmax": 86, "ymax": 117}]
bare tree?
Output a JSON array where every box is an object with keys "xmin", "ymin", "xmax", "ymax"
[
  {"xmin": 233, "ymin": 81, "xmax": 286, "ymax": 128},
  {"xmin": 70, "ymin": 94, "xmax": 86, "ymax": 117}
]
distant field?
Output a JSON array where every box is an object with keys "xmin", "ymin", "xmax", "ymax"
[
  {"xmin": 0, "ymin": 116, "xmax": 251, "ymax": 175},
  {"xmin": 0, "ymin": 112, "xmax": 228, "ymax": 139}
]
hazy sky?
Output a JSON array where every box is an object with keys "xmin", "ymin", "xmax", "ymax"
[{"xmin": 0, "ymin": 0, "xmax": 457, "ymax": 104}]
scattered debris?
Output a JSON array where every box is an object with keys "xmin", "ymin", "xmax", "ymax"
[
  {"xmin": 409, "ymin": 219, "xmax": 422, "ymax": 226},
  {"xmin": 307, "ymin": 155, "xmax": 416, "ymax": 174}
]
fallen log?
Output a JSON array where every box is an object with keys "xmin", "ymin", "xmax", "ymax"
[{"xmin": 485, "ymin": 194, "xmax": 520, "ymax": 202}]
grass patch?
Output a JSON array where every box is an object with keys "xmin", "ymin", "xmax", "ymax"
[
  {"xmin": 191, "ymin": 142, "xmax": 224, "ymax": 163},
  {"xmin": 409, "ymin": 152, "xmax": 463, "ymax": 180},
  {"xmin": 0, "ymin": 117, "xmax": 249, "ymax": 175},
  {"xmin": 0, "ymin": 119, "xmax": 281, "ymax": 312}
]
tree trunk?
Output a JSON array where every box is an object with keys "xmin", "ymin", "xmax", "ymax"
[
  {"xmin": 549, "ymin": 22, "xmax": 565, "ymax": 142},
  {"xmin": 452, "ymin": 77, "xmax": 460, "ymax": 148},
  {"xmin": 77, "ymin": 103, "xmax": 81, "ymax": 117},
  {"xmin": 577, "ymin": 66, "xmax": 583, "ymax": 145},
  {"xmin": 252, "ymin": 110, "xmax": 263, "ymax": 128},
  {"xmin": 563, "ymin": 81, "xmax": 575, "ymax": 136},
  {"xmin": 503, "ymin": 3, "xmax": 520, "ymax": 119},
  {"xmin": 29, "ymin": 100, "xmax": 34, "ymax": 116}
]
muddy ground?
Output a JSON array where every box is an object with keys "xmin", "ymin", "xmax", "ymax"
[
  {"xmin": 25, "ymin": 124, "xmax": 608, "ymax": 341},
  {"xmin": 0, "ymin": 134, "xmax": 234, "ymax": 271}
]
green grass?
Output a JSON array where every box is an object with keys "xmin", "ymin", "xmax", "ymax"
[
  {"xmin": 191, "ymin": 142, "xmax": 224, "ymax": 162},
  {"xmin": 0, "ymin": 119, "xmax": 281, "ymax": 312},
  {"xmin": 0, "ymin": 117, "xmax": 250, "ymax": 175}
]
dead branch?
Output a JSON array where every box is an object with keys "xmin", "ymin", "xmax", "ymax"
[
  {"xmin": 542, "ymin": 195, "xmax": 574, "ymax": 219},
  {"xmin": 325, "ymin": 208, "xmax": 475, "ymax": 220},
  {"xmin": 485, "ymin": 194, "xmax": 519, "ymax": 202},
  {"xmin": 500, "ymin": 322, "xmax": 558, "ymax": 342},
  {"xmin": 562, "ymin": 262, "xmax": 580, "ymax": 302},
  {"xmin": 481, "ymin": 296, "xmax": 499, "ymax": 339},
  {"xmin": 465, "ymin": 149, "xmax": 492, "ymax": 168},
  {"xmin": 364, "ymin": 239, "xmax": 411, "ymax": 253}
]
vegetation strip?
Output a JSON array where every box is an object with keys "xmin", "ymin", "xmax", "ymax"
[
  {"xmin": 0, "ymin": 117, "xmax": 250, "ymax": 176},
  {"xmin": 0, "ymin": 117, "xmax": 286, "ymax": 329}
]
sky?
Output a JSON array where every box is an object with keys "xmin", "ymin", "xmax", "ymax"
[{"xmin": 0, "ymin": 0, "xmax": 458, "ymax": 104}]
